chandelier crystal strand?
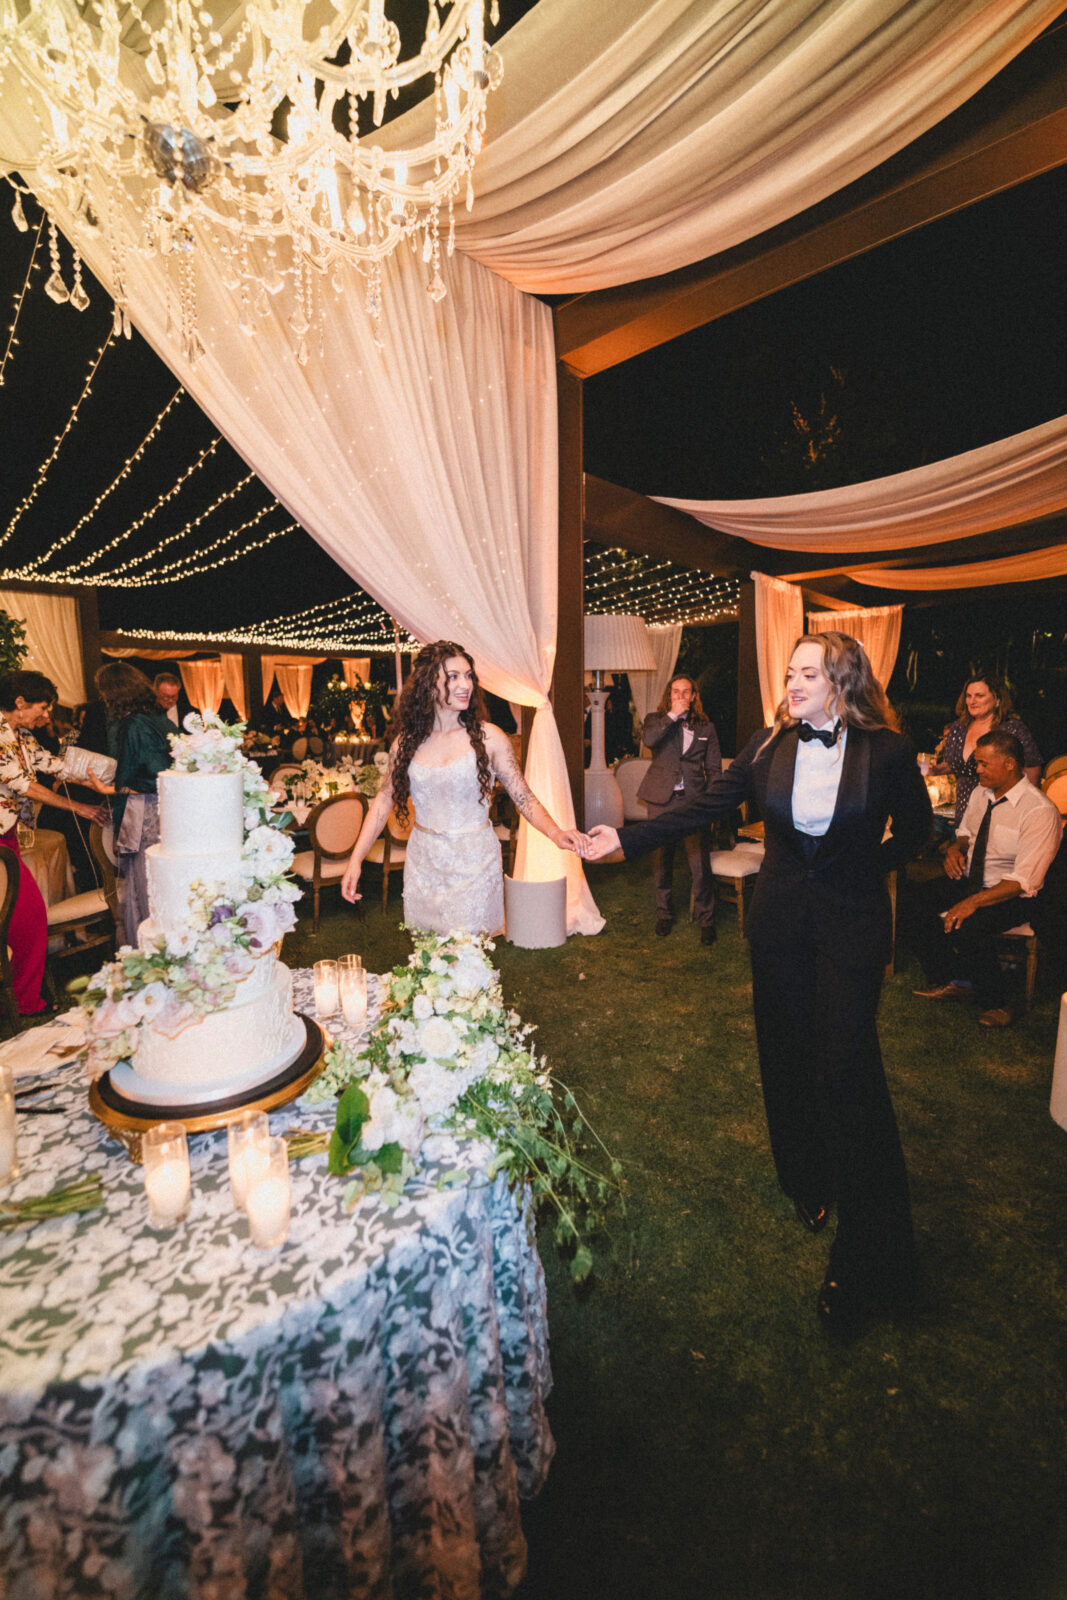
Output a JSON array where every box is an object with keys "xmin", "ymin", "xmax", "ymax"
[{"xmin": 5, "ymin": 1, "xmax": 503, "ymax": 360}]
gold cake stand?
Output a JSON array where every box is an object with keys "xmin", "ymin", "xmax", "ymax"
[{"xmin": 89, "ymin": 1014, "xmax": 325, "ymax": 1164}]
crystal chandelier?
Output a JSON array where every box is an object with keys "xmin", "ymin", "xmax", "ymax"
[{"xmin": 2, "ymin": 1, "xmax": 503, "ymax": 361}]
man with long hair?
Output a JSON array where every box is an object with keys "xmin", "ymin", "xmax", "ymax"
[
  {"xmin": 585, "ymin": 633, "xmax": 932, "ymax": 1341},
  {"xmin": 637, "ymin": 673, "xmax": 721, "ymax": 944}
]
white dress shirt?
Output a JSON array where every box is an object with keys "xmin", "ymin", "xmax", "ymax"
[
  {"xmin": 957, "ymin": 777, "xmax": 1062, "ymax": 896},
  {"xmin": 669, "ymin": 712, "xmax": 694, "ymax": 791},
  {"xmin": 791, "ymin": 725, "xmax": 848, "ymax": 837}
]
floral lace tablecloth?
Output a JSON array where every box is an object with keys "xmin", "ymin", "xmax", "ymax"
[{"xmin": 0, "ymin": 970, "xmax": 554, "ymax": 1600}]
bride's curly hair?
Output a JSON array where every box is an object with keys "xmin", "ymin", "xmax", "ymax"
[{"xmin": 389, "ymin": 641, "xmax": 494, "ymax": 824}]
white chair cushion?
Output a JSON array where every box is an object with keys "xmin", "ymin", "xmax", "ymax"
[
  {"xmin": 46, "ymin": 889, "xmax": 108, "ymax": 927},
  {"xmin": 708, "ymin": 850, "xmax": 762, "ymax": 878},
  {"xmin": 1003, "ymin": 924, "xmax": 1035, "ymax": 938},
  {"xmin": 290, "ymin": 852, "xmax": 347, "ymax": 882},
  {"xmin": 365, "ymin": 839, "xmax": 406, "ymax": 865}
]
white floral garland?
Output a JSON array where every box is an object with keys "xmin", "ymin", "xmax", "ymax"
[{"xmin": 77, "ymin": 715, "xmax": 301, "ymax": 1081}]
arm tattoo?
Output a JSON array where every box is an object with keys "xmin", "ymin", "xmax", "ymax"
[{"xmin": 494, "ymin": 740, "xmax": 540, "ymax": 823}]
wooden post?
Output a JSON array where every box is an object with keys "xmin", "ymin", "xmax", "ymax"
[
  {"xmin": 735, "ymin": 580, "xmax": 763, "ymax": 751},
  {"xmin": 552, "ymin": 364, "xmax": 585, "ymax": 828},
  {"xmin": 75, "ymin": 588, "xmax": 102, "ymax": 705}
]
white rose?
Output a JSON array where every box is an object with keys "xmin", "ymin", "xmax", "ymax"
[
  {"xmin": 418, "ymin": 1016, "xmax": 458, "ymax": 1060},
  {"xmin": 412, "ymin": 993, "xmax": 433, "ymax": 1020},
  {"xmin": 408, "ymin": 1060, "xmax": 463, "ymax": 1117}
]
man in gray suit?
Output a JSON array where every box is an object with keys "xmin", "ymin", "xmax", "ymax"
[{"xmin": 637, "ymin": 674, "xmax": 722, "ymax": 944}]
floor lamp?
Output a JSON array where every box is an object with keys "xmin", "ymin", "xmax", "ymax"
[{"xmin": 583, "ymin": 613, "xmax": 656, "ymax": 828}]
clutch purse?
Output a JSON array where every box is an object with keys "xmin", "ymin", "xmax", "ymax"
[{"xmin": 60, "ymin": 746, "xmax": 117, "ymax": 784}]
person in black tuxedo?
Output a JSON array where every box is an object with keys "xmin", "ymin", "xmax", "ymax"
[
  {"xmin": 586, "ymin": 632, "xmax": 932, "ymax": 1339},
  {"xmin": 637, "ymin": 674, "xmax": 722, "ymax": 944}
]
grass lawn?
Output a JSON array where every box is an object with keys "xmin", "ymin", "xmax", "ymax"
[{"xmin": 285, "ymin": 859, "xmax": 1067, "ymax": 1600}]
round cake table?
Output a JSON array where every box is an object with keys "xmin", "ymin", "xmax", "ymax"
[{"xmin": 0, "ymin": 969, "xmax": 555, "ymax": 1600}]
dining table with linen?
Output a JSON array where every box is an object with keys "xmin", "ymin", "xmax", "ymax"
[{"xmin": 0, "ymin": 969, "xmax": 555, "ymax": 1600}]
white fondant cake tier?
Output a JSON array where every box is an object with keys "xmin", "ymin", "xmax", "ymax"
[
  {"xmin": 110, "ymin": 1013, "xmax": 307, "ymax": 1107},
  {"xmin": 144, "ymin": 846, "xmax": 243, "ymax": 942},
  {"xmin": 158, "ymin": 769, "xmax": 244, "ymax": 857},
  {"xmin": 124, "ymin": 961, "xmax": 297, "ymax": 1090}
]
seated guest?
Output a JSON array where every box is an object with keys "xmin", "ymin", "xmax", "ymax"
[
  {"xmin": 153, "ymin": 671, "xmax": 191, "ymax": 729},
  {"xmin": 908, "ymin": 729, "xmax": 1061, "ymax": 1027},
  {"xmin": 637, "ymin": 673, "xmax": 722, "ymax": 945},
  {"xmin": 932, "ymin": 675, "xmax": 1041, "ymax": 825},
  {"xmin": 86, "ymin": 665, "xmax": 173, "ymax": 947},
  {"xmin": 264, "ymin": 689, "xmax": 295, "ymax": 740}
]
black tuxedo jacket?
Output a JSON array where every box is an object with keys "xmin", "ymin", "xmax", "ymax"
[
  {"xmin": 620, "ymin": 724, "xmax": 932, "ymax": 967},
  {"xmin": 637, "ymin": 713, "xmax": 722, "ymax": 807}
]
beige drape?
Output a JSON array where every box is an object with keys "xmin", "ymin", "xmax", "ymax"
[
  {"xmin": 853, "ymin": 544, "xmax": 1067, "ymax": 589},
  {"xmin": 341, "ymin": 659, "xmax": 372, "ymax": 690},
  {"xmin": 806, "ymin": 604, "xmax": 903, "ymax": 690},
  {"xmin": 630, "ymin": 624, "xmax": 683, "ymax": 731},
  {"xmin": 753, "ymin": 574, "xmax": 803, "ymax": 727},
  {"xmin": 219, "ymin": 654, "xmax": 247, "ymax": 721},
  {"xmin": 179, "ymin": 660, "xmax": 225, "ymax": 717},
  {"xmin": 101, "ymin": 647, "xmax": 199, "ymax": 660},
  {"xmin": 0, "ymin": 588, "xmax": 84, "ymax": 707},
  {"xmin": 655, "ymin": 413, "xmax": 1067, "ymax": 553},
  {"xmin": 274, "ymin": 663, "xmax": 314, "ymax": 722},
  {"xmin": 398, "ymin": 0, "xmax": 1059, "ymax": 292}
]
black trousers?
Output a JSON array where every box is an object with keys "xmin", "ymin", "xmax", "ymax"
[
  {"xmin": 902, "ymin": 876, "xmax": 1035, "ymax": 1008},
  {"xmin": 750, "ymin": 942, "xmax": 917, "ymax": 1302},
  {"xmin": 646, "ymin": 796, "xmax": 714, "ymax": 928}
]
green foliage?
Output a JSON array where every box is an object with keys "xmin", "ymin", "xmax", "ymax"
[
  {"xmin": 312, "ymin": 673, "xmax": 387, "ymax": 731},
  {"xmin": 0, "ymin": 609, "xmax": 28, "ymax": 678},
  {"xmin": 327, "ymin": 1081, "xmax": 370, "ymax": 1174}
]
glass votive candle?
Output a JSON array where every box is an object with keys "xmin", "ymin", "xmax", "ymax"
[
  {"xmin": 313, "ymin": 959, "xmax": 340, "ymax": 1018},
  {"xmin": 340, "ymin": 966, "xmax": 368, "ymax": 1030},
  {"xmin": 143, "ymin": 1122, "xmax": 191, "ymax": 1229},
  {"xmin": 338, "ymin": 952, "xmax": 363, "ymax": 974},
  {"xmin": 246, "ymin": 1135, "xmax": 291, "ymax": 1249},
  {"xmin": 0, "ymin": 1064, "xmax": 18, "ymax": 1188},
  {"xmin": 227, "ymin": 1110, "xmax": 270, "ymax": 1212}
]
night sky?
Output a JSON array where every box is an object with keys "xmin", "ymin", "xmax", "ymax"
[{"xmin": 1, "ymin": 34, "xmax": 1066, "ymax": 640}]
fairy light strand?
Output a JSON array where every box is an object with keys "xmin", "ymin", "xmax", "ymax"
[
  {"xmin": 20, "ymin": 387, "xmax": 186, "ymax": 575},
  {"xmin": 107, "ymin": 500, "xmax": 282, "ymax": 584},
  {"xmin": 585, "ymin": 545, "xmax": 742, "ymax": 626},
  {"xmin": 0, "ymin": 330, "xmax": 114, "ymax": 549},
  {"xmin": 0, "ymin": 214, "xmax": 44, "ymax": 389},
  {"xmin": 102, "ymin": 620, "xmax": 418, "ymax": 653},
  {"xmin": 0, "ymin": 517, "xmax": 297, "ymax": 590},
  {"xmin": 77, "ymin": 468, "xmax": 256, "ymax": 578}
]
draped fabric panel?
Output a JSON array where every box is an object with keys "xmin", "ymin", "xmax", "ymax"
[
  {"xmin": 274, "ymin": 663, "xmax": 314, "ymax": 722},
  {"xmin": 630, "ymin": 624, "xmax": 683, "ymax": 733},
  {"xmin": 219, "ymin": 654, "xmax": 248, "ymax": 721},
  {"xmin": 391, "ymin": 0, "xmax": 1059, "ymax": 293},
  {"xmin": 806, "ymin": 604, "xmax": 903, "ymax": 691},
  {"xmin": 179, "ymin": 660, "xmax": 225, "ymax": 717},
  {"xmin": 655, "ymin": 414, "xmax": 1067, "ymax": 554},
  {"xmin": 261, "ymin": 657, "xmax": 326, "ymax": 706},
  {"xmin": 341, "ymin": 659, "xmax": 372, "ymax": 690},
  {"xmin": 853, "ymin": 543, "xmax": 1067, "ymax": 589},
  {"xmin": 0, "ymin": 589, "xmax": 85, "ymax": 708},
  {"xmin": 753, "ymin": 574, "xmax": 803, "ymax": 727}
]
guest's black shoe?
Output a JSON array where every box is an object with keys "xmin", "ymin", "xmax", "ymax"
[
  {"xmin": 655, "ymin": 917, "xmax": 672, "ymax": 937},
  {"xmin": 816, "ymin": 1274, "xmax": 866, "ymax": 1342},
  {"xmin": 794, "ymin": 1199, "xmax": 830, "ymax": 1234},
  {"xmin": 700, "ymin": 924, "xmax": 717, "ymax": 947}
]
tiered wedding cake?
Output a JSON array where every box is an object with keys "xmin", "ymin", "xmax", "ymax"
[{"xmin": 84, "ymin": 717, "xmax": 306, "ymax": 1110}]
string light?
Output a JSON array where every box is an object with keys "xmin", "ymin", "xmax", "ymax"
[
  {"xmin": 72, "ymin": 467, "xmax": 256, "ymax": 578},
  {"xmin": 105, "ymin": 502, "xmax": 289, "ymax": 585},
  {"xmin": 0, "ymin": 331, "xmax": 113, "ymax": 549},
  {"xmin": 0, "ymin": 516, "xmax": 296, "ymax": 590},
  {"xmin": 106, "ymin": 618, "xmax": 417, "ymax": 654},
  {"xmin": 19, "ymin": 388, "xmax": 185, "ymax": 575},
  {"xmin": 585, "ymin": 545, "xmax": 742, "ymax": 626},
  {"xmin": 0, "ymin": 214, "xmax": 43, "ymax": 389}
]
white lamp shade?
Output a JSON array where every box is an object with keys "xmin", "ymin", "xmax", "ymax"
[{"xmin": 583, "ymin": 613, "xmax": 656, "ymax": 673}]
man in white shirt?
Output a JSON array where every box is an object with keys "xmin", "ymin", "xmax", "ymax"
[{"xmin": 908, "ymin": 728, "xmax": 1062, "ymax": 1027}]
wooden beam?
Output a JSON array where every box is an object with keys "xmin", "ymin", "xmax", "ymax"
[
  {"xmin": 552, "ymin": 367, "xmax": 586, "ymax": 826},
  {"xmin": 556, "ymin": 26, "xmax": 1067, "ymax": 376},
  {"xmin": 584, "ymin": 475, "xmax": 750, "ymax": 576}
]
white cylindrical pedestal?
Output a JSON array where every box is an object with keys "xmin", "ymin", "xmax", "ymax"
[
  {"xmin": 1050, "ymin": 992, "xmax": 1067, "ymax": 1131},
  {"xmin": 584, "ymin": 687, "xmax": 625, "ymax": 828},
  {"xmin": 504, "ymin": 876, "xmax": 567, "ymax": 949}
]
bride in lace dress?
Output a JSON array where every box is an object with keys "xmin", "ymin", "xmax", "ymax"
[{"xmin": 341, "ymin": 641, "xmax": 586, "ymax": 936}]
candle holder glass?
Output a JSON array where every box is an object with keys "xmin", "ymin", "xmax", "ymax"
[
  {"xmin": 143, "ymin": 1121, "xmax": 191, "ymax": 1229},
  {"xmin": 246, "ymin": 1135, "xmax": 291, "ymax": 1249},
  {"xmin": 227, "ymin": 1110, "xmax": 270, "ymax": 1212},
  {"xmin": 313, "ymin": 959, "xmax": 340, "ymax": 1019},
  {"xmin": 340, "ymin": 965, "xmax": 369, "ymax": 1030}
]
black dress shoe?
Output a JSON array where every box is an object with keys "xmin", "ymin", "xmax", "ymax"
[
  {"xmin": 655, "ymin": 917, "xmax": 672, "ymax": 937},
  {"xmin": 794, "ymin": 1199, "xmax": 830, "ymax": 1234},
  {"xmin": 700, "ymin": 924, "xmax": 717, "ymax": 946},
  {"xmin": 816, "ymin": 1274, "xmax": 866, "ymax": 1342}
]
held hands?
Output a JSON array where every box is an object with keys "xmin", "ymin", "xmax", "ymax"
[
  {"xmin": 552, "ymin": 828, "xmax": 592, "ymax": 859},
  {"xmin": 584, "ymin": 825, "xmax": 622, "ymax": 861},
  {"xmin": 340, "ymin": 858, "xmax": 362, "ymax": 904}
]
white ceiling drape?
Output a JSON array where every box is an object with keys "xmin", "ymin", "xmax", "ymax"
[
  {"xmin": 753, "ymin": 573, "xmax": 804, "ymax": 727},
  {"xmin": 853, "ymin": 543, "xmax": 1067, "ymax": 589},
  {"xmin": 397, "ymin": 0, "xmax": 1060, "ymax": 292},
  {"xmin": 654, "ymin": 413, "xmax": 1067, "ymax": 553},
  {"xmin": 0, "ymin": 588, "xmax": 85, "ymax": 708},
  {"xmin": 807, "ymin": 604, "xmax": 903, "ymax": 690}
]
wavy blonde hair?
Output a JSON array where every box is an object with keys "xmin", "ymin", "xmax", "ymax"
[{"xmin": 762, "ymin": 632, "xmax": 898, "ymax": 749}]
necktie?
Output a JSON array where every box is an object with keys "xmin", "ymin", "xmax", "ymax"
[
  {"xmin": 797, "ymin": 720, "xmax": 841, "ymax": 748},
  {"xmin": 967, "ymin": 796, "xmax": 1005, "ymax": 889}
]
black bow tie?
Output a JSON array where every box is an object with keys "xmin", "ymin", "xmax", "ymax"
[{"xmin": 797, "ymin": 720, "xmax": 841, "ymax": 748}]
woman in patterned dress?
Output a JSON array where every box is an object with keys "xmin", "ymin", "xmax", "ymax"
[
  {"xmin": 0, "ymin": 671, "xmax": 106, "ymax": 1015},
  {"xmin": 933, "ymin": 675, "xmax": 1041, "ymax": 824}
]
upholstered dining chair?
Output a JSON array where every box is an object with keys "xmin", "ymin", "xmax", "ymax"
[
  {"xmin": 291, "ymin": 792, "xmax": 367, "ymax": 934},
  {"xmin": 0, "ymin": 845, "xmax": 22, "ymax": 1036},
  {"xmin": 706, "ymin": 840, "xmax": 765, "ymax": 937},
  {"xmin": 362, "ymin": 806, "xmax": 414, "ymax": 912},
  {"xmin": 46, "ymin": 824, "xmax": 120, "ymax": 977},
  {"xmin": 267, "ymin": 761, "xmax": 304, "ymax": 795},
  {"xmin": 613, "ymin": 756, "xmax": 651, "ymax": 823}
]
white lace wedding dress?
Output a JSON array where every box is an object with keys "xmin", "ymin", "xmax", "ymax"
[{"xmin": 403, "ymin": 748, "xmax": 504, "ymax": 936}]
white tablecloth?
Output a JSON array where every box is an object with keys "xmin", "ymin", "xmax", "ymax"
[{"xmin": 0, "ymin": 970, "xmax": 554, "ymax": 1600}]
